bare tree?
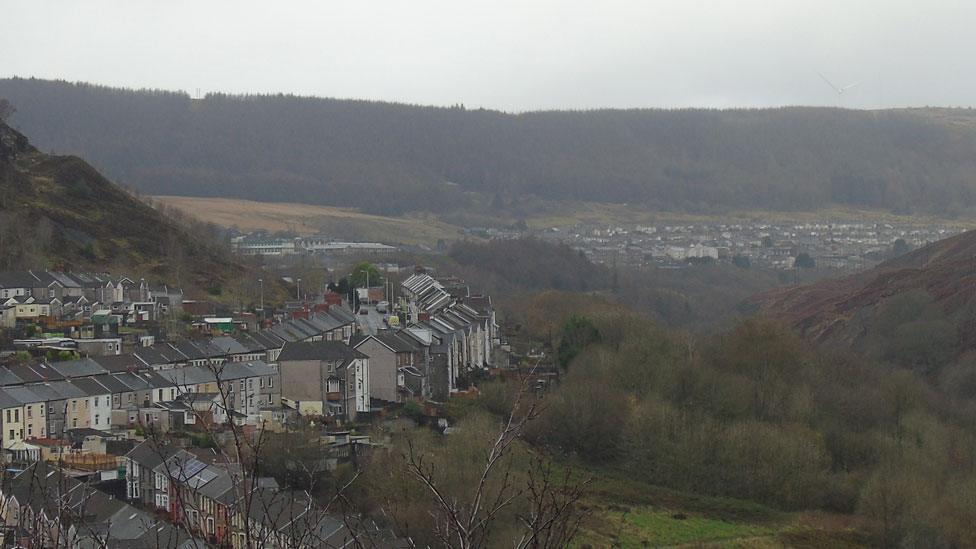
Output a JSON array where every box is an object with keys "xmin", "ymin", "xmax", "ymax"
[{"xmin": 401, "ymin": 364, "xmax": 589, "ymax": 549}]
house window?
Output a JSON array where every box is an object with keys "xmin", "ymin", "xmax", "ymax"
[
  {"xmin": 157, "ymin": 389, "xmax": 163, "ymax": 401},
  {"xmin": 268, "ymin": 377, "xmax": 274, "ymax": 388},
  {"xmin": 94, "ymin": 397, "xmax": 99, "ymax": 407},
  {"xmin": 72, "ymin": 418, "xmax": 77, "ymax": 428},
  {"xmin": 26, "ymin": 406, "xmax": 31, "ymax": 419},
  {"xmin": 95, "ymin": 414, "xmax": 100, "ymax": 426},
  {"xmin": 4, "ymin": 410, "xmax": 8, "ymax": 423},
  {"xmin": 239, "ymin": 380, "xmax": 245, "ymax": 391},
  {"xmin": 27, "ymin": 425, "xmax": 31, "ymax": 437},
  {"xmin": 40, "ymin": 405, "xmax": 44, "ymax": 416},
  {"xmin": 248, "ymin": 379, "xmax": 253, "ymax": 389},
  {"xmin": 72, "ymin": 401, "xmax": 77, "ymax": 411},
  {"xmin": 13, "ymin": 409, "xmax": 18, "ymax": 422},
  {"xmin": 8, "ymin": 429, "xmax": 12, "ymax": 440},
  {"xmin": 208, "ymin": 517, "xmax": 215, "ymax": 533},
  {"xmin": 328, "ymin": 379, "xmax": 339, "ymax": 393},
  {"xmin": 259, "ymin": 378, "xmax": 264, "ymax": 388}
]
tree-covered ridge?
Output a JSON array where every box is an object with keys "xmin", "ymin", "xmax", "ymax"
[
  {"xmin": 0, "ymin": 119, "xmax": 284, "ymax": 300},
  {"xmin": 3, "ymin": 77, "xmax": 976, "ymax": 215}
]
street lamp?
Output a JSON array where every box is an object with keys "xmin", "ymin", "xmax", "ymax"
[
  {"xmin": 257, "ymin": 278, "xmax": 264, "ymax": 314},
  {"xmin": 296, "ymin": 278, "xmax": 302, "ymax": 300}
]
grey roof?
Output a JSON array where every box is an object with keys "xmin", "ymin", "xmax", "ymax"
[
  {"xmin": 112, "ymin": 372, "xmax": 153, "ymax": 392},
  {"xmin": 0, "ymin": 367, "xmax": 24, "ymax": 386},
  {"xmin": 0, "ymin": 271, "xmax": 41, "ymax": 288},
  {"xmin": 171, "ymin": 340, "xmax": 207, "ymax": 361},
  {"xmin": 327, "ymin": 306, "xmax": 356, "ymax": 323},
  {"xmin": 138, "ymin": 370, "xmax": 176, "ymax": 389},
  {"xmin": 46, "ymin": 380, "xmax": 88, "ymax": 399},
  {"xmin": 0, "ymin": 387, "xmax": 31, "ymax": 408},
  {"xmin": 47, "ymin": 358, "xmax": 108, "ymax": 378},
  {"xmin": 125, "ymin": 440, "xmax": 183, "ymax": 470},
  {"xmin": 132, "ymin": 346, "xmax": 168, "ymax": 366},
  {"xmin": 7, "ymin": 363, "xmax": 65, "ymax": 383},
  {"xmin": 353, "ymin": 331, "xmax": 419, "ymax": 354},
  {"xmin": 4, "ymin": 385, "xmax": 51, "ymax": 405},
  {"xmin": 91, "ymin": 354, "xmax": 144, "ymax": 373},
  {"xmin": 22, "ymin": 383, "xmax": 70, "ymax": 402},
  {"xmin": 232, "ymin": 333, "xmax": 268, "ymax": 352},
  {"xmin": 157, "ymin": 367, "xmax": 214, "ymax": 387},
  {"xmin": 251, "ymin": 330, "xmax": 285, "ymax": 349},
  {"xmin": 91, "ymin": 374, "xmax": 133, "ymax": 394},
  {"xmin": 67, "ymin": 377, "xmax": 112, "ymax": 397},
  {"xmin": 279, "ymin": 341, "xmax": 366, "ymax": 362},
  {"xmin": 211, "ymin": 336, "xmax": 250, "ymax": 355}
]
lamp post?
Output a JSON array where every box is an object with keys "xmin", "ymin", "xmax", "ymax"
[
  {"xmin": 296, "ymin": 278, "xmax": 302, "ymax": 300},
  {"xmin": 257, "ymin": 278, "xmax": 264, "ymax": 314}
]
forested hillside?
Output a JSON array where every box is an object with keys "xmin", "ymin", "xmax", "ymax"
[
  {"xmin": 3, "ymin": 78, "xmax": 976, "ymax": 215},
  {"xmin": 0, "ymin": 117, "xmax": 283, "ymax": 299}
]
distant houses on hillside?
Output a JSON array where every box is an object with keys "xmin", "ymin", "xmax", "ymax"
[{"xmin": 231, "ymin": 234, "xmax": 397, "ymax": 257}]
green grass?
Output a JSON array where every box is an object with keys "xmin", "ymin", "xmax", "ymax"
[
  {"xmin": 553, "ymin": 460, "xmax": 871, "ymax": 548},
  {"xmin": 609, "ymin": 506, "xmax": 771, "ymax": 547}
]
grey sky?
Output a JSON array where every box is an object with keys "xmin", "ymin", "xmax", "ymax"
[{"xmin": 2, "ymin": 0, "xmax": 973, "ymax": 111}]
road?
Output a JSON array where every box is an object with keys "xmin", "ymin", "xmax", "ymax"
[{"xmin": 354, "ymin": 304, "xmax": 387, "ymax": 336}]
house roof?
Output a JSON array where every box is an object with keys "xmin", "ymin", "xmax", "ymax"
[
  {"xmin": 1, "ymin": 385, "xmax": 46, "ymax": 405},
  {"xmin": 125, "ymin": 440, "xmax": 183, "ymax": 470},
  {"xmin": 0, "ymin": 367, "xmax": 24, "ymax": 386},
  {"xmin": 45, "ymin": 380, "xmax": 88, "ymax": 399},
  {"xmin": 67, "ymin": 377, "xmax": 112, "ymax": 397},
  {"xmin": 0, "ymin": 271, "xmax": 40, "ymax": 289},
  {"xmin": 91, "ymin": 354, "xmax": 144, "ymax": 373},
  {"xmin": 0, "ymin": 388, "xmax": 26, "ymax": 408},
  {"xmin": 352, "ymin": 331, "xmax": 419, "ymax": 354},
  {"xmin": 211, "ymin": 336, "xmax": 250, "ymax": 355},
  {"xmin": 90, "ymin": 374, "xmax": 132, "ymax": 394},
  {"xmin": 278, "ymin": 341, "xmax": 366, "ymax": 362},
  {"xmin": 47, "ymin": 358, "xmax": 108, "ymax": 378}
]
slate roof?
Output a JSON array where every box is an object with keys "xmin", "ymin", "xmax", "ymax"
[
  {"xmin": 47, "ymin": 358, "xmax": 108, "ymax": 378},
  {"xmin": 68, "ymin": 377, "xmax": 112, "ymax": 397},
  {"xmin": 211, "ymin": 336, "xmax": 250, "ymax": 355},
  {"xmin": 278, "ymin": 341, "xmax": 366, "ymax": 362},
  {"xmin": 0, "ymin": 388, "xmax": 28, "ymax": 408},
  {"xmin": 0, "ymin": 367, "xmax": 24, "ymax": 386},
  {"xmin": 91, "ymin": 354, "xmax": 144, "ymax": 373}
]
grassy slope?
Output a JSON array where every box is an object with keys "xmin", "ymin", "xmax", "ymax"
[
  {"xmin": 566, "ymin": 463, "xmax": 871, "ymax": 548},
  {"xmin": 152, "ymin": 195, "xmax": 466, "ymax": 245},
  {"xmin": 0, "ymin": 122, "xmax": 288, "ymax": 301}
]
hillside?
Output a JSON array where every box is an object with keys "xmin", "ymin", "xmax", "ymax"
[
  {"xmin": 150, "ymin": 196, "xmax": 464, "ymax": 245},
  {"xmin": 754, "ymin": 229, "xmax": 976, "ymax": 355},
  {"xmin": 0, "ymin": 119, "xmax": 273, "ymax": 298},
  {"xmin": 3, "ymin": 78, "xmax": 976, "ymax": 216}
]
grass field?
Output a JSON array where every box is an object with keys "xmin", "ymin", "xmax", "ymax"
[
  {"xmin": 562, "ymin": 463, "xmax": 872, "ymax": 548},
  {"xmin": 151, "ymin": 196, "xmax": 466, "ymax": 246},
  {"xmin": 153, "ymin": 195, "xmax": 975, "ymax": 251}
]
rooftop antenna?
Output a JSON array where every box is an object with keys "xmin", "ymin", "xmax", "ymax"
[{"xmin": 818, "ymin": 72, "xmax": 860, "ymax": 96}]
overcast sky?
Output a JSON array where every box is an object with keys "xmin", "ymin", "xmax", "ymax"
[{"xmin": 2, "ymin": 0, "xmax": 974, "ymax": 111}]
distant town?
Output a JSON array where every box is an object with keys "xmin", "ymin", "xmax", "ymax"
[{"xmin": 233, "ymin": 217, "xmax": 964, "ymax": 273}]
